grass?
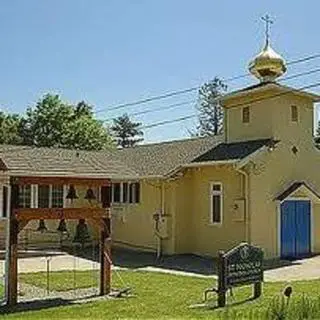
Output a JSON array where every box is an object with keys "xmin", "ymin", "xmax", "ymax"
[{"xmin": 1, "ymin": 271, "xmax": 320, "ymax": 319}]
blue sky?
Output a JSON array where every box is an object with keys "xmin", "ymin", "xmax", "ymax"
[{"xmin": 0, "ymin": 1, "xmax": 319, "ymax": 142}]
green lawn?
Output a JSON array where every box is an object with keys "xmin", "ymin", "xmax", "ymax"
[{"xmin": 1, "ymin": 271, "xmax": 320, "ymax": 319}]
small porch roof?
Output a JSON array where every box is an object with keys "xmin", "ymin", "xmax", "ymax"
[{"xmin": 275, "ymin": 182, "xmax": 320, "ymax": 202}]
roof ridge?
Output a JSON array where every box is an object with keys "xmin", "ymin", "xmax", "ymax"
[
  {"xmin": 117, "ymin": 135, "xmax": 223, "ymax": 150},
  {"xmin": 0, "ymin": 144, "xmax": 117, "ymax": 156}
]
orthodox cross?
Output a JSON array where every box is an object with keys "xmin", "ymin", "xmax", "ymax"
[{"xmin": 261, "ymin": 14, "xmax": 273, "ymax": 46}]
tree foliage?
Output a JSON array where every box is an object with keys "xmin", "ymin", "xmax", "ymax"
[
  {"xmin": 4, "ymin": 94, "xmax": 114, "ymax": 151},
  {"xmin": 111, "ymin": 113, "xmax": 144, "ymax": 148},
  {"xmin": 193, "ymin": 77, "xmax": 227, "ymax": 136},
  {"xmin": 0, "ymin": 112, "xmax": 24, "ymax": 145}
]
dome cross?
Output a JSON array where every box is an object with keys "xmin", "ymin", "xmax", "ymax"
[{"xmin": 261, "ymin": 14, "xmax": 273, "ymax": 46}]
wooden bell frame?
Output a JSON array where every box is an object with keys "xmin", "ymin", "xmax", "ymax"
[{"xmin": 6, "ymin": 176, "xmax": 112, "ymax": 306}]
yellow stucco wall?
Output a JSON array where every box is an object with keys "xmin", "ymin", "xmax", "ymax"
[
  {"xmin": 109, "ymin": 165, "xmax": 247, "ymax": 258},
  {"xmin": 224, "ymin": 89, "xmax": 320, "ymax": 258},
  {"xmin": 224, "ymin": 88, "xmax": 315, "ymax": 144},
  {"xmin": 171, "ymin": 166, "xmax": 246, "ymax": 256},
  {"xmin": 111, "ymin": 180, "xmax": 160, "ymax": 252}
]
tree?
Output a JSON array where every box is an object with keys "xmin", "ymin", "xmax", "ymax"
[
  {"xmin": 193, "ymin": 77, "xmax": 227, "ymax": 136},
  {"xmin": 20, "ymin": 94, "xmax": 113, "ymax": 150},
  {"xmin": 21, "ymin": 94, "xmax": 73, "ymax": 147},
  {"xmin": 0, "ymin": 112, "xmax": 24, "ymax": 145},
  {"xmin": 111, "ymin": 114, "xmax": 144, "ymax": 148},
  {"xmin": 65, "ymin": 116, "xmax": 113, "ymax": 151}
]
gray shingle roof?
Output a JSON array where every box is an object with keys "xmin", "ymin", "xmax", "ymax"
[
  {"xmin": 113, "ymin": 135, "xmax": 223, "ymax": 176},
  {"xmin": 0, "ymin": 137, "xmax": 273, "ymax": 179},
  {"xmin": 0, "ymin": 146, "xmax": 138, "ymax": 179},
  {"xmin": 192, "ymin": 139, "xmax": 272, "ymax": 163}
]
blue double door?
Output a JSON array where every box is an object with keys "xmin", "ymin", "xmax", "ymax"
[{"xmin": 281, "ymin": 200, "xmax": 311, "ymax": 259}]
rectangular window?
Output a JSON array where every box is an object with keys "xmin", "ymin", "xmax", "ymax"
[
  {"xmin": 101, "ymin": 186, "xmax": 111, "ymax": 208},
  {"xmin": 135, "ymin": 183, "xmax": 140, "ymax": 203},
  {"xmin": 18, "ymin": 185, "xmax": 31, "ymax": 208},
  {"xmin": 242, "ymin": 106, "xmax": 250, "ymax": 123},
  {"xmin": 2, "ymin": 186, "xmax": 8, "ymax": 218},
  {"xmin": 113, "ymin": 183, "xmax": 121, "ymax": 203},
  {"xmin": 111, "ymin": 182, "xmax": 140, "ymax": 204},
  {"xmin": 51, "ymin": 185, "xmax": 64, "ymax": 208},
  {"xmin": 123, "ymin": 182, "xmax": 128, "ymax": 203},
  {"xmin": 38, "ymin": 185, "xmax": 50, "ymax": 208},
  {"xmin": 210, "ymin": 183, "xmax": 222, "ymax": 224},
  {"xmin": 291, "ymin": 105, "xmax": 298, "ymax": 122}
]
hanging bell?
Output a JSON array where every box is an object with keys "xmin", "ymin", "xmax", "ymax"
[
  {"xmin": 73, "ymin": 219, "xmax": 90, "ymax": 245},
  {"xmin": 57, "ymin": 219, "xmax": 68, "ymax": 234},
  {"xmin": 84, "ymin": 188, "xmax": 96, "ymax": 203},
  {"xmin": 66, "ymin": 185, "xmax": 78, "ymax": 200},
  {"xmin": 36, "ymin": 219, "xmax": 47, "ymax": 233}
]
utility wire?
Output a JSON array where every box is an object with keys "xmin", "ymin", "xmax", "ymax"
[
  {"xmin": 95, "ymin": 52, "xmax": 320, "ymax": 114},
  {"xmin": 138, "ymin": 80, "xmax": 320, "ymax": 130},
  {"xmin": 140, "ymin": 114, "xmax": 196, "ymax": 130},
  {"xmin": 103, "ymin": 66, "xmax": 320, "ymax": 122},
  {"xmin": 103, "ymin": 100, "xmax": 196, "ymax": 123}
]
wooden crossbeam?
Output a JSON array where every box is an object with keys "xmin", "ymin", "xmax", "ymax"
[
  {"xmin": 14, "ymin": 207, "xmax": 110, "ymax": 220},
  {"xmin": 10, "ymin": 176, "xmax": 111, "ymax": 186}
]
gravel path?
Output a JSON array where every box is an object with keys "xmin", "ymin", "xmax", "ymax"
[{"xmin": 18, "ymin": 282, "xmax": 101, "ymax": 303}]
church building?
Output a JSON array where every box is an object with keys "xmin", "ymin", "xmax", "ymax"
[
  {"xmin": 0, "ymin": 22, "xmax": 319, "ymax": 260},
  {"xmin": 109, "ymin": 24, "xmax": 320, "ymax": 259}
]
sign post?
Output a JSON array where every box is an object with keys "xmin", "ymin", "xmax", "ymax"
[
  {"xmin": 205, "ymin": 242, "xmax": 263, "ymax": 307},
  {"xmin": 217, "ymin": 251, "xmax": 226, "ymax": 307}
]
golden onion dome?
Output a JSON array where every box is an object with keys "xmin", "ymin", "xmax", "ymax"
[{"xmin": 248, "ymin": 41, "xmax": 287, "ymax": 82}]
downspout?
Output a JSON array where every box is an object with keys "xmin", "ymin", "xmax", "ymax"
[
  {"xmin": 235, "ymin": 166, "xmax": 251, "ymax": 244},
  {"xmin": 155, "ymin": 180, "xmax": 165, "ymax": 260}
]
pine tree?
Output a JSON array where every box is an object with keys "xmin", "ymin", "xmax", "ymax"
[
  {"xmin": 111, "ymin": 114, "xmax": 144, "ymax": 148},
  {"xmin": 194, "ymin": 77, "xmax": 227, "ymax": 136}
]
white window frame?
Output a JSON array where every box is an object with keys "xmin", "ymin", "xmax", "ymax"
[
  {"xmin": 209, "ymin": 182, "xmax": 223, "ymax": 225},
  {"xmin": 130, "ymin": 183, "xmax": 136, "ymax": 203}
]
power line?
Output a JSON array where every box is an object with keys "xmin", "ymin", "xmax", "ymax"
[
  {"xmin": 287, "ymin": 53, "xmax": 320, "ymax": 66},
  {"xmin": 140, "ymin": 114, "xmax": 196, "ymax": 130},
  {"xmin": 103, "ymin": 100, "xmax": 196, "ymax": 123},
  {"xmin": 131, "ymin": 100, "xmax": 195, "ymax": 117},
  {"xmin": 102, "ymin": 66, "xmax": 320, "ymax": 122},
  {"xmin": 138, "ymin": 80, "xmax": 320, "ymax": 130},
  {"xmin": 95, "ymin": 52, "xmax": 320, "ymax": 114}
]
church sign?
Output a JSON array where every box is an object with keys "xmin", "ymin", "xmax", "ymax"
[
  {"xmin": 204, "ymin": 243, "xmax": 264, "ymax": 307},
  {"xmin": 224, "ymin": 243, "xmax": 263, "ymax": 289}
]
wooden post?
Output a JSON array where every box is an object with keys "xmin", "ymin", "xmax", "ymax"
[
  {"xmin": 100, "ymin": 217, "xmax": 111, "ymax": 295},
  {"xmin": 217, "ymin": 251, "xmax": 226, "ymax": 308},
  {"xmin": 7, "ymin": 184, "xmax": 19, "ymax": 306},
  {"xmin": 100, "ymin": 185, "xmax": 111, "ymax": 296},
  {"xmin": 253, "ymin": 282, "xmax": 262, "ymax": 299}
]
